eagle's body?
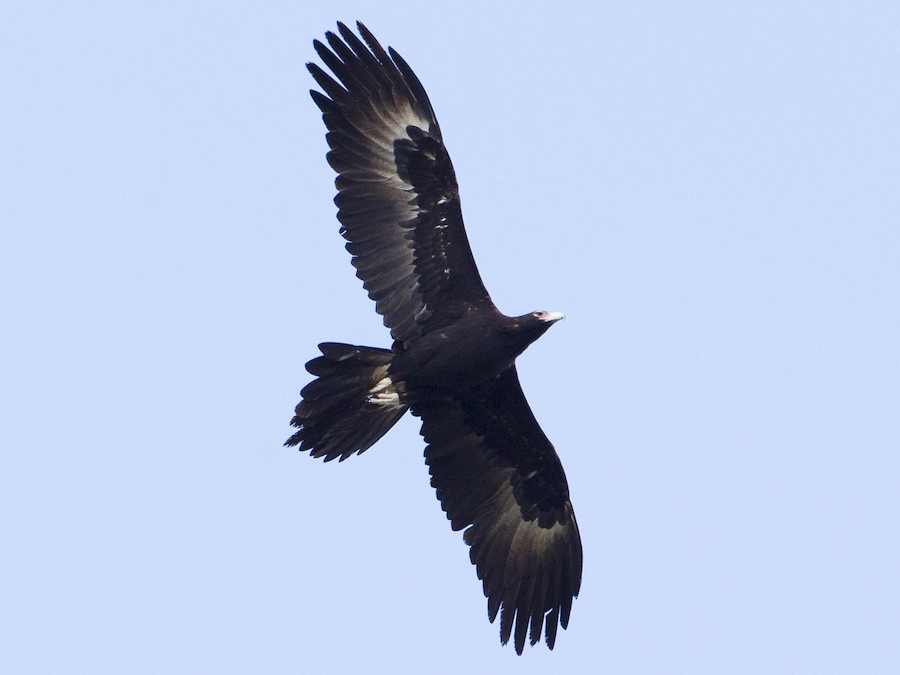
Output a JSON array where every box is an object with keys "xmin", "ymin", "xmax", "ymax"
[
  {"xmin": 287, "ymin": 22, "xmax": 583, "ymax": 654},
  {"xmin": 392, "ymin": 309, "xmax": 561, "ymax": 393}
]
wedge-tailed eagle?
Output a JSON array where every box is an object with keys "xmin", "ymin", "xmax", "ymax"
[{"xmin": 286, "ymin": 21, "xmax": 583, "ymax": 654}]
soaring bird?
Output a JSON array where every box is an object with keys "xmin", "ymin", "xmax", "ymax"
[{"xmin": 287, "ymin": 21, "xmax": 582, "ymax": 654}]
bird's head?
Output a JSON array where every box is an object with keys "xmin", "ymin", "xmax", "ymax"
[
  {"xmin": 528, "ymin": 310, "xmax": 565, "ymax": 339},
  {"xmin": 502, "ymin": 310, "xmax": 565, "ymax": 353}
]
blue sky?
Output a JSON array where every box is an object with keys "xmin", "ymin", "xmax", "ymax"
[{"xmin": 2, "ymin": 2, "xmax": 899, "ymax": 673}]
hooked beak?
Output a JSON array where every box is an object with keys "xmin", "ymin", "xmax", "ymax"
[{"xmin": 537, "ymin": 311, "xmax": 565, "ymax": 324}]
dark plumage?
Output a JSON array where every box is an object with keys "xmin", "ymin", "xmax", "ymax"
[{"xmin": 286, "ymin": 21, "xmax": 582, "ymax": 654}]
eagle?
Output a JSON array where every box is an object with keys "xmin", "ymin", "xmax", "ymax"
[{"xmin": 286, "ymin": 21, "xmax": 583, "ymax": 654}]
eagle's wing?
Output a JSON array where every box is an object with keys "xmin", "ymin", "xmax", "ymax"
[
  {"xmin": 308, "ymin": 22, "xmax": 494, "ymax": 346},
  {"xmin": 414, "ymin": 367, "xmax": 583, "ymax": 653}
]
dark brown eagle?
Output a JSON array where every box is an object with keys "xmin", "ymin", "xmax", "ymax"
[{"xmin": 286, "ymin": 21, "xmax": 582, "ymax": 654}]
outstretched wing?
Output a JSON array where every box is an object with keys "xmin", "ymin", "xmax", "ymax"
[
  {"xmin": 308, "ymin": 22, "xmax": 494, "ymax": 346},
  {"xmin": 414, "ymin": 367, "xmax": 583, "ymax": 654}
]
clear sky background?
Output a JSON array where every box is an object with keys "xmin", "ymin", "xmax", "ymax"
[{"xmin": 2, "ymin": 2, "xmax": 899, "ymax": 673}]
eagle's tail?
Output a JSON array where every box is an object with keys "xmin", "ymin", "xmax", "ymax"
[{"xmin": 285, "ymin": 342, "xmax": 408, "ymax": 461}]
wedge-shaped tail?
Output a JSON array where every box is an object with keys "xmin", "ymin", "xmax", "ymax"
[{"xmin": 285, "ymin": 342, "xmax": 408, "ymax": 461}]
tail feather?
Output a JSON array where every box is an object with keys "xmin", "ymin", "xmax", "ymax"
[{"xmin": 285, "ymin": 342, "xmax": 408, "ymax": 461}]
